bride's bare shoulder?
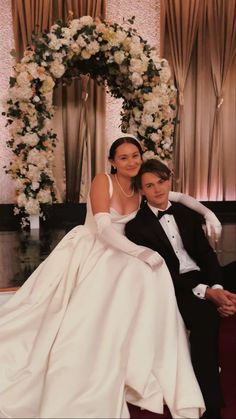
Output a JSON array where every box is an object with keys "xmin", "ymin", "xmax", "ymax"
[
  {"xmin": 90, "ymin": 174, "xmax": 111, "ymax": 214},
  {"xmin": 91, "ymin": 173, "xmax": 110, "ymax": 189}
]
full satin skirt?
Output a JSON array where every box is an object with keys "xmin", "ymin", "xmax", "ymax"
[{"xmin": 0, "ymin": 226, "xmax": 205, "ymax": 418}]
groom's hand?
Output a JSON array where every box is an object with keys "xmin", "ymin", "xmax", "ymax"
[{"xmin": 205, "ymin": 288, "xmax": 236, "ymax": 309}]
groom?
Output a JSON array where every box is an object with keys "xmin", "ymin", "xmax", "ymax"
[{"xmin": 125, "ymin": 159, "xmax": 236, "ymax": 419}]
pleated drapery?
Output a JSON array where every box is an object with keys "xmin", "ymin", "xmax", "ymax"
[
  {"xmin": 206, "ymin": 0, "xmax": 236, "ymax": 199},
  {"xmin": 11, "ymin": 0, "xmax": 106, "ymax": 202},
  {"xmin": 161, "ymin": 0, "xmax": 236, "ymax": 200}
]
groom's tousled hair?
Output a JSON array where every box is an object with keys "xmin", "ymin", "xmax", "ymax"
[{"xmin": 136, "ymin": 159, "xmax": 171, "ymax": 189}]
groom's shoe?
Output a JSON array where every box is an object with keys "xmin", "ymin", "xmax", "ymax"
[{"xmin": 202, "ymin": 408, "xmax": 222, "ymax": 419}]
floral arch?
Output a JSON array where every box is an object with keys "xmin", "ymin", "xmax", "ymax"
[{"xmin": 4, "ymin": 15, "xmax": 176, "ymax": 226}]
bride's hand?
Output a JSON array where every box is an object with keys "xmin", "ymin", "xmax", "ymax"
[
  {"xmin": 204, "ymin": 211, "xmax": 222, "ymax": 242},
  {"xmin": 139, "ymin": 248, "xmax": 164, "ymax": 269}
]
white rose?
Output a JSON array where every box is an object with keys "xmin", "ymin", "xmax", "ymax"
[
  {"xmin": 69, "ymin": 19, "xmax": 81, "ymax": 33},
  {"xmin": 61, "ymin": 27, "xmax": 72, "ymax": 39},
  {"xmin": 160, "ymin": 66, "xmax": 171, "ymax": 83},
  {"xmin": 10, "ymin": 86, "xmax": 33, "ymax": 101},
  {"xmin": 112, "ymin": 30, "xmax": 127, "ymax": 45},
  {"xmin": 142, "ymin": 150, "xmax": 156, "ymax": 161},
  {"xmin": 26, "ymin": 62, "xmax": 40, "ymax": 79},
  {"xmin": 77, "ymin": 35, "xmax": 87, "ymax": 48},
  {"xmin": 79, "ymin": 16, "xmax": 94, "ymax": 26},
  {"xmin": 17, "ymin": 71, "xmax": 30, "ymax": 87},
  {"xmin": 71, "ymin": 42, "xmax": 81, "ymax": 54},
  {"xmin": 40, "ymin": 76, "xmax": 55, "ymax": 94},
  {"xmin": 86, "ymin": 40, "xmax": 100, "ymax": 55},
  {"xmin": 150, "ymin": 133, "xmax": 161, "ymax": 143},
  {"xmin": 129, "ymin": 42, "xmax": 143, "ymax": 57},
  {"xmin": 129, "ymin": 58, "xmax": 148, "ymax": 74},
  {"xmin": 130, "ymin": 72, "xmax": 143, "ymax": 88},
  {"xmin": 141, "ymin": 113, "xmax": 153, "ymax": 127},
  {"xmin": 48, "ymin": 33, "xmax": 63, "ymax": 50},
  {"xmin": 50, "ymin": 61, "xmax": 65, "ymax": 78},
  {"xmin": 37, "ymin": 189, "xmax": 53, "ymax": 204},
  {"xmin": 31, "ymin": 181, "xmax": 40, "ymax": 191},
  {"xmin": 114, "ymin": 50, "xmax": 125, "ymax": 65}
]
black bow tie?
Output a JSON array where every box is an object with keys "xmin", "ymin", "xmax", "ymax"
[{"xmin": 157, "ymin": 206, "xmax": 174, "ymax": 220}]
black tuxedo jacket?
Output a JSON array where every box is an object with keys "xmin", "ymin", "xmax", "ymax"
[{"xmin": 125, "ymin": 202, "xmax": 222, "ymax": 292}]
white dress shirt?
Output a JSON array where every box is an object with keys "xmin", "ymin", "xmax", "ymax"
[{"xmin": 148, "ymin": 202, "xmax": 223, "ymax": 299}]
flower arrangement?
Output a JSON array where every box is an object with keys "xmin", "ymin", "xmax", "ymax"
[{"xmin": 3, "ymin": 15, "xmax": 176, "ymax": 227}]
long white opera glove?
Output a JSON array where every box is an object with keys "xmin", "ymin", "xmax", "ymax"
[
  {"xmin": 169, "ymin": 191, "xmax": 222, "ymax": 241},
  {"xmin": 94, "ymin": 212, "xmax": 163, "ymax": 269}
]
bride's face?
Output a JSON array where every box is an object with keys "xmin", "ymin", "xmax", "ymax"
[{"xmin": 111, "ymin": 143, "xmax": 142, "ymax": 178}]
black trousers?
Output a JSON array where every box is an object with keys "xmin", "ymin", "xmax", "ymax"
[{"xmin": 175, "ymin": 261, "xmax": 236, "ymax": 411}]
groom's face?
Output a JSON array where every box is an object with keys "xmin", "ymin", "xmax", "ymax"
[{"xmin": 140, "ymin": 172, "xmax": 171, "ymax": 210}]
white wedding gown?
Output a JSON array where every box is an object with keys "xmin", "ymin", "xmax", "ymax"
[{"xmin": 0, "ymin": 189, "xmax": 205, "ymax": 418}]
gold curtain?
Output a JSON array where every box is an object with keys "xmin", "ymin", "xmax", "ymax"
[
  {"xmin": 11, "ymin": 0, "xmax": 106, "ymax": 203},
  {"xmin": 206, "ymin": 0, "xmax": 236, "ymax": 199},
  {"xmin": 161, "ymin": 0, "xmax": 202, "ymax": 194},
  {"xmin": 161, "ymin": 0, "xmax": 236, "ymax": 200}
]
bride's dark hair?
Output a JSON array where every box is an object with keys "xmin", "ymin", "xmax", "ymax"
[{"xmin": 108, "ymin": 136, "xmax": 143, "ymax": 174}]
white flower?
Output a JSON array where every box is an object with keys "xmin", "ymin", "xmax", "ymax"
[
  {"xmin": 71, "ymin": 42, "xmax": 81, "ymax": 54},
  {"xmin": 160, "ymin": 66, "xmax": 171, "ymax": 83},
  {"xmin": 112, "ymin": 30, "xmax": 127, "ymax": 45},
  {"xmin": 77, "ymin": 35, "xmax": 87, "ymax": 48},
  {"xmin": 16, "ymin": 71, "xmax": 31, "ymax": 87},
  {"xmin": 79, "ymin": 16, "xmax": 94, "ymax": 26},
  {"xmin": 114, "ymin": 50, "xmax": 125, "ymax": 65},
  {"xmin": 27, "ymin": 164, "xmax": 41, "ymax": 182},
  {"xmin": 48, "ymin": 33, "xmax": 63, "ymax": 50},
  {"xmin": 17, "ymin": 193, "xmax": 28, "ymax": 208},
  {"xmin": 10, "ymin": 86, "xmax": 33, "ymax": 101},
  {"xmin": 27, "ymin": 149, "xmax": 48, "ymax": 169},
  {"xmin": 141, "ymin": 113, "xmax": 153, "ymax": 127},
  {"xmin": 25, "ymin": 198, "xmax": 40, "ymax": 215},
  {"xmin": 37, "ymin": 189, "xmax": 53, "ymax": 204},
  {"xmin": 40, "ymin": 76, "xmax": 55, "ymax": 94},
  {"xmin": 130, "ymin": 72, "xmax": 143, "ymax": 88},
  {"xmin": 14, "ymin": 178, "xmax": 25, "ymax": 191},
  {"xmin": 86, "ymin": 40, "xmax": 100, "ymax": 55},
  {"xmin": 50, "ymin": 61, "xmax": 65, "ymax": 78},
  {"xmin": 31, "ymin": 181, "xmax": 40, "ymax": 191},
  {"xmin": 26, "ymin": 62, "xmax": 40, "ymax": 79},
  {"xmin": 129, "ymin": 58, "xmax": 148, "ymax": 74},
  {"xmin": 129, "ymin": 39, "xmax": 143, "ymax": 57},
  {"xmin": 142, "ymin": 151, "xmax": 160, "ymax": 161},
  {"xmin": 22, "ymin": 133, "xmax": 39, "ymax": 147}
]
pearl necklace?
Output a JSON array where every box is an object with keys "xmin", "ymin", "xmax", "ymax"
[{"xmin": 114, "ymin": 174, "xmax": 135, "ymax": 198}]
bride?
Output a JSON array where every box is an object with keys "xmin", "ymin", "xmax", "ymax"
[{"xmin": 0, "ymin": 135, "xmax": 220, "ymax": 419}]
